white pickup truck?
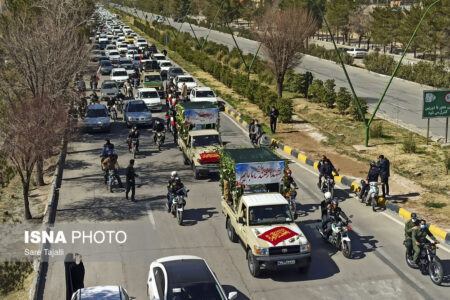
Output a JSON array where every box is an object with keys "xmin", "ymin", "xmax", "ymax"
[{"xmin": 346, "ymin": 48, "xmax": 368, "ymax": 58}]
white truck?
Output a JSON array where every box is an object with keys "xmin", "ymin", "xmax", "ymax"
[{"xmin": 220, "ymin": 148, "xmax": 311, "ymax": 277}]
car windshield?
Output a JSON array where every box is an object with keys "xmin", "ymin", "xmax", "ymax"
[
  {"xmin": 127, "ymin": 103, "xmax": 148, "ymax": 112},
  {"xmin": 112, "ymin": 71, "xmax": 127, "ymax": 77},
  {"xmin": 196, "ymin": 90, "xmax": 215, "ymax": 98},
  {"xmin": 248, "ymin": 205, "xmax": 293, "ymax": 226},
  {"xmin": 86, "ymin": 109, "xmax": 107, "ymax": 118},
  {"xmin": 120, "ymin": 60, "xmax": 132, "ymax": 65},
  {"xmin": 356, "ymin": 48, "xmax": 367, "ymax": 51},
  {"xmin": 161, "ymin": 62, "xmax": 172, "ymax": 67},
  {"xmin": 102, "ymin": 82, "xmax": 117, "ymax": 89},
  {"xmin": 170, "ymin": 68, "xmax": 184, "ymax": 75},
  {"xmin": 101, "ymin": 61, "xmax": 112, "ymax": 66},
  {"xmin": 141, "ymin": 91, "xmax": 159, "ymax": 98},
  {"xmin": 109, "ymin": 51, "xmax": 119, "ymax": 56},
  {"xmin": 178, "ymin": 77, "xmax": 194, "ymax": 83},
  {"xmin": 144, "ymin": 75, "xmax": 161, "ymax": 82},
  {"xmin": 167, "ymin": 282, "xmax": 225, "ymax": 300},
  {"xmin": 192, "ymin": 135, "xmax": 220, "ymax": 147}
]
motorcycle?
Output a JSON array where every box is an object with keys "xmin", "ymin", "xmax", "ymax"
[
  {"xmin": 156, "ymin": 131, "xmax": 165, "ymax": 151},
  {"xmin": 170, "ymin": 188, "xmax": 189, "ymax": 225},
  {"xmin": 317, "ymin": 218, "xmax": 352, "ymax": 258},
  {"xmin": 359, "ymin": 181, "xmax": 381, "ymax": 212},
  {"xmin": 107, "ymin": 169, "xmax": 117, "ymax": 193},
  {"xmin": 284, "ymin": 186, "xmax": 298, "ymax": 216},
  {"xmin": 321, "ymin": 176, "xmax": 335, "ymax": 199},
  {"xmin": 115, "ymin": 98, "xmax": 124, "ymax": 114},
  {"xmin": 405, "ymin": 241, "xmax": 443, "ymax": 285}
]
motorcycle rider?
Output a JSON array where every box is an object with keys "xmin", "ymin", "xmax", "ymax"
[
  {"xmin": 167, "ymin": 171, "xmax": 177, "ymax": 209},
  {"xmin": 249, "ymin": 119, "xmax": 262, "ymax": 145},
  {"xmin": 127, "ymin": 126, "xmax": 140, "ymax": 152},
  {"xmin": 90, "ymin": 91, "xmax": 99, "ymax": 104},
  {"xmin": 358, "ymin": 161, "xmax": 380, "ymax": 202},
  {"xmin": 100, "ymin": 139, "xmax": 115, "ymax": 162},
  {"xmin": 412, "ymin": 219, "xmax": 438, "ymax": 265},
  {"xmin": 153, "ymin": 119, "xmax": 165, "ymax": 144},
  {"xmin": 323, "ymin": 199, "xmax": 350, "ymax": 239},
  {"xmin": 167, "ymin": 176, "xmax": 185, "ymax": 213},
  {"xmin": 282, "ymin": 168, "xmax": 297, "ymax": 194},
  {"xmin": 318, "ymin": 156, "xmax": 338, "ymax": 190},
  {"xmin": 404, "ymin": 213, "xmax": 419, "ymax": 257},
  {"xmin": 101, "ymin": 153, "xmax": 123, "ymax": 189},
  {"xmin": 320, "ymin": 191, "xmax": 333, "ymax": 220}
]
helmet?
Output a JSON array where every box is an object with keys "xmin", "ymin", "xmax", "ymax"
[
  {"xmin": 171, "ymin": 171, "xmax": 177, "ymax": 177},
  {"xmin": 155, "ymin": 119, "xmax": 160, "ymax": 124},
  {"xmin": 175, "ymin": 177, "xmax": 181, "ymax": 183},
  {"xmin": 331, "ymin": 199, "xmax": 338, "ymax": 206},
  {"xmin": 324, "ymin": 192, "xmax": 332, "ymax": 200},
  {"xmin": 411, "ymin": 213, "xmax": 417, "ymax": 220},
  {"xmin": 133, "ymin": 126, "xmax": 137, "ymax": 130},
  {"xmin": 286, "ymin": 168, "xmax": 292, "ymax": 175},
  {"xmin": 370, "ymin": 161, "xmax": 377, "ymax": 167}
]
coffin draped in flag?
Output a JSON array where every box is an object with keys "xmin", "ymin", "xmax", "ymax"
[{"xmin": 235, "ymin": 161, "xmax": 285, "ymax": 186}]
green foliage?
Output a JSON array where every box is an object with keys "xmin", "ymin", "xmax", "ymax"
[
  {"xmin": 0, "ymin": 261, "xmax": 33, "ymax": 295},
  {"xmin": 308, "ymin": 79, "xmax": 324, "ymax": 103},
  {"xmin": 307, "ymin": 44, "xmax": 354, "ymax": 65},
  {"xmin": 444, "ymin": 151, "xmax": 450, "ymax": 175},
  {"xmin": 335, "ymin": 87, "xmax": 351, "ymax": 114},
  {"xmin": 424, "ymin": 201, "xmax": 446, "ymax": 209},
  {"xmin": 285, "ymin": 71, "xmax": 310, "ymax": 97},
  {"xmin": 402, "ymin": 133, "xmax": 417, "ymax": 154},
  {"xmin": 0, "ymin": 152, "xmax": 15, "ymax": 188},
  {"xmin": 348, "ymin": 97, "xmax": 368, "ymax": 121},
  {"xmin": 363, "ymin": 52, "xmax": 395, "ymax": 74},
  {"xmin": 277, "ymin": 98, "xmax": 293, "ymax": 123},
  {"xmin": 370, "ymin": 122, "xmax": 383, "ymax": 138}
]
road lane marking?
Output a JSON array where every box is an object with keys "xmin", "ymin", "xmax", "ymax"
[{"xmin": 146, "ymin": 203, "xmax": 156, "ymax": 230}]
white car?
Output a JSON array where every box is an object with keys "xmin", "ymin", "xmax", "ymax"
[
  {"xmin": 346, "ymin": 48, "xmax": 368, "ymax": 58},
  {"xmin": 110, "ymin": 68, "xmax": 129, "ymax": 86},
  {"xmin": 126, "ymin": 49, "xmax": 139, "ymax": 60},
  {"xmin": 71, "ymin": 285, "xmax": 132, "ymax": 300},
  {"xmin": 158, "ymin": 60, "xmax": 172, "ymax": 72},
  {"xmin": 104, "ymin": 44, "xmax": 117, "ymax": 56},
  {"xmin": 136, "ymin": 88, "xmax": 162, "ymax": 111},
  {"xmin": 135, "ymin": 38, "xmax": 148, "ymax": 49},
  {"xmin": 175, "ymin": 75, "xmax": 196, "ymax": 91},
  {"xmin": 117, "ymin": 44, "xmax": 128, "ymax": 55},
  {"xmin": 190, "ymin": 87, "xmax": 217, "ymax": 103},
  {"xmin": 107, "ymin": 50, "xmax": 121, "ymax": 64},
  {"xmin": 147, "ymin": 255, "xmax": 237, "ymax": 300},
  {"xmin": 152, "ymin": 53, "xmax": 165, "ymax": 61}
]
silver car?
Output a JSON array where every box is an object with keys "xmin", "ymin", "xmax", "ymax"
[
  {"xmin": 123, "ymin": 100, "xmax": 152, "ymax": 127},
  {"xmin": 100, "ymin": 80, "xmax": 119, "ymax": 101},
  {"xmin": 83, "ymin": 104, "xmax": 111, "ymax": 132}
]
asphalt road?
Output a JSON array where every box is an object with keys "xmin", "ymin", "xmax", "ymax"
[
  {"xmin": 41, "ymin": 81, "xmax": 450, "ymax": 299},
  {"xmin": 121, "ymin": 6, "xmax": 448, "ymax": 141}
]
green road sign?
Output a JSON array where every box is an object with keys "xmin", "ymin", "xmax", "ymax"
[{"xmin": 422, "ymin": 90, "xmax": 450, "ymax": 119}]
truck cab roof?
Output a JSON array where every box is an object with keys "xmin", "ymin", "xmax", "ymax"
[{"xmin": 241, "ymin": 193, "xmax": 288, "ymax": 207}]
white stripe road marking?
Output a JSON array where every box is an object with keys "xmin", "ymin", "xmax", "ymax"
[
  {"xmin": 222, "ymin": 111, "xmax": 450, "ymax": 252},
  {"xmin": 146, "ymin": 202, "xmax": 156, "ymax": 230}
]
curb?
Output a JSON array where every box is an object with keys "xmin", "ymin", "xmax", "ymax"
[
  {"xmin": 222, "ymin": 105, "xmax": 450, "ymax": 244},
  {"xmin": 30, "ymin": 145, "xmax": 67, "ymax": 300}
]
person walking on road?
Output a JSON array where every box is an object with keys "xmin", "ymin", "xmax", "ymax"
[
  {"xmin": 268, "ymin": 106, "xmax": 279, "ymax": 134},
  {"xmin": 90, "ymin": 73, "xmax": 98, "ymax": 91},
  {"xmin": 377, "ymin": 155, "xmax": 390, "ymax": 198},
  {"xmin": 126, "ymin": 159, "xmax": 138, "ymax": 201},
  {"xmin": 181, "ymin": 82, "xmax": 187, "ymax": 100}
]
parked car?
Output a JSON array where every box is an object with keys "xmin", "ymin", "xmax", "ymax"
[
  {"xmin": 100, "ymin": 80, "xmax": 119, "ymax": 100},
  {"xmin": 168, "ymin": 67, "xmax": 184, "ymax": 80},
  {"xmin": 175, "ymin": 75, "xmax": 196, "ymax": 91},
  {"xmin": 99, "ymin": 60, "xmax": 113, "ymax": 75},
  {"xmin": 189, "ymin": 87, "xmax": 217, "ymax": 103},
  {"xmin": 135, "ymin": 88, "xmax": 162, "ymax": 111},
  {"xmin": 147, "ymin": 255, "xmax": 237, "ymax": 300},
  {"xmin": 110, "ymin": 68, "xmax": 129, "ymax": 86},
  {"xmin": 123, "ymin": 100, "xmax": 152, "ymax": 127},
  {"xmin": 83, "ymin": 104, "xmax": 111, "ymax": 132},
  {"xmin": 346, "ymin": 48, "xmax": 368, "ymax": 58},
  {"xmin": 71, "ymin": 285, "xmax": 131, "ymax": 300}
]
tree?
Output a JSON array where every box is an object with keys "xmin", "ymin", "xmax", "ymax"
[
  {"xmin": 0, "ymin": 97, "xmax": 67, "ymax": 219},
  {"xmin": 349, "ymin": 5, "xmax": 371, "ymax": 48},
  {"xmin": 0, "ymin": 0, "xmax": 92, "ymax": 186},
  {"xmin": 254, "ymin": 7, "xmax": 317, "ymax": 98},
  {"xmin": 325, "ymin": 0, "xmax": 356, "ymax": 44}
]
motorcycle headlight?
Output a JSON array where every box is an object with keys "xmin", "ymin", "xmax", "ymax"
[
  {"xmin": 300, "ymin": 243, "xmax": 311, "ymax": 253},
  {"xmin": 253, "ymin": 246, "xmax": 269, "ymax": 256},
  {"xmin": 128, "ymin": 116, "xmax": 132, "ymax": 121}
]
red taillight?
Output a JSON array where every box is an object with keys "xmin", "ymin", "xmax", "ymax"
[{"xmin": 347, "ymin": 226, "xmax": 351, "ymax": 230}]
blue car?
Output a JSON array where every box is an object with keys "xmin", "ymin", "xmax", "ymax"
[{"xmin": 99, "ymin": 60, "xmax": 113, "ymax": 75}]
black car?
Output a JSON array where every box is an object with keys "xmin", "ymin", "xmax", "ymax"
[
  {"xmin": 144, "ymin": 60, "xmax": 160, "ymax": 72},
  {"xmin": 168, "ymin": 67, "xmax": 184, "ymax": 80},
  {"xmin": 160, "ymin": 69, "xmax": 168, "ymax": 81}
]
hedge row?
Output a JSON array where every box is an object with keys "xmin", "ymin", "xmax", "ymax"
[
  {"xmin": 306, "ymin": 44, "xmax": 354, "ymax": 65},
  {"xmin": 135, "ymin": 18, "xmax": 293, "ymax": 122},
  {"xmin": 363, "ymin": 52, "xmax": 450, "ymax": 88}
]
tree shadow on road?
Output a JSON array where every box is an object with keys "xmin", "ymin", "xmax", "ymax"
[
  {"xmin": 181, "ymin": 207, "xmax": 218, "ymax": 226},
  {"xmin": 439, "ymin": 259, "xmax": 450, "ymax": 286},
  {"xmin": 296, "ymin": 203, "xmax": 320, "ymax": 218},
  {"xmin": 348, "ymin": 232, "xmax": 379, "ymax": 260}
]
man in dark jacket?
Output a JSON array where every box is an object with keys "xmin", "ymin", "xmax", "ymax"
[
  {"xmin": 412, "ymin": 219, "xmax": 438, "ymax": 264},
  {"xmin": 126, "ymin": 159, "xmax": 139, "ymax": 201},
  {"xmin": 404, "ymin": 213, "xmax": 419, "ymax": 256},
  {"xmin": 268, "ymin": 106, "xmax": 279, "ymax": 134},
  {"xmin": 323, "ymin": 199, "xmax": 350, "ymax": 238},
  {"xmin": 318, "ymin": 155, "xmax": 337, "ymax": 189},
  {"xmin": 377, "ymin": 155, "xmax": 390, "ymax": 197},
  {"xmin": 359, "ymin": 161, "xmax": 380, "ymax": 200}
]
